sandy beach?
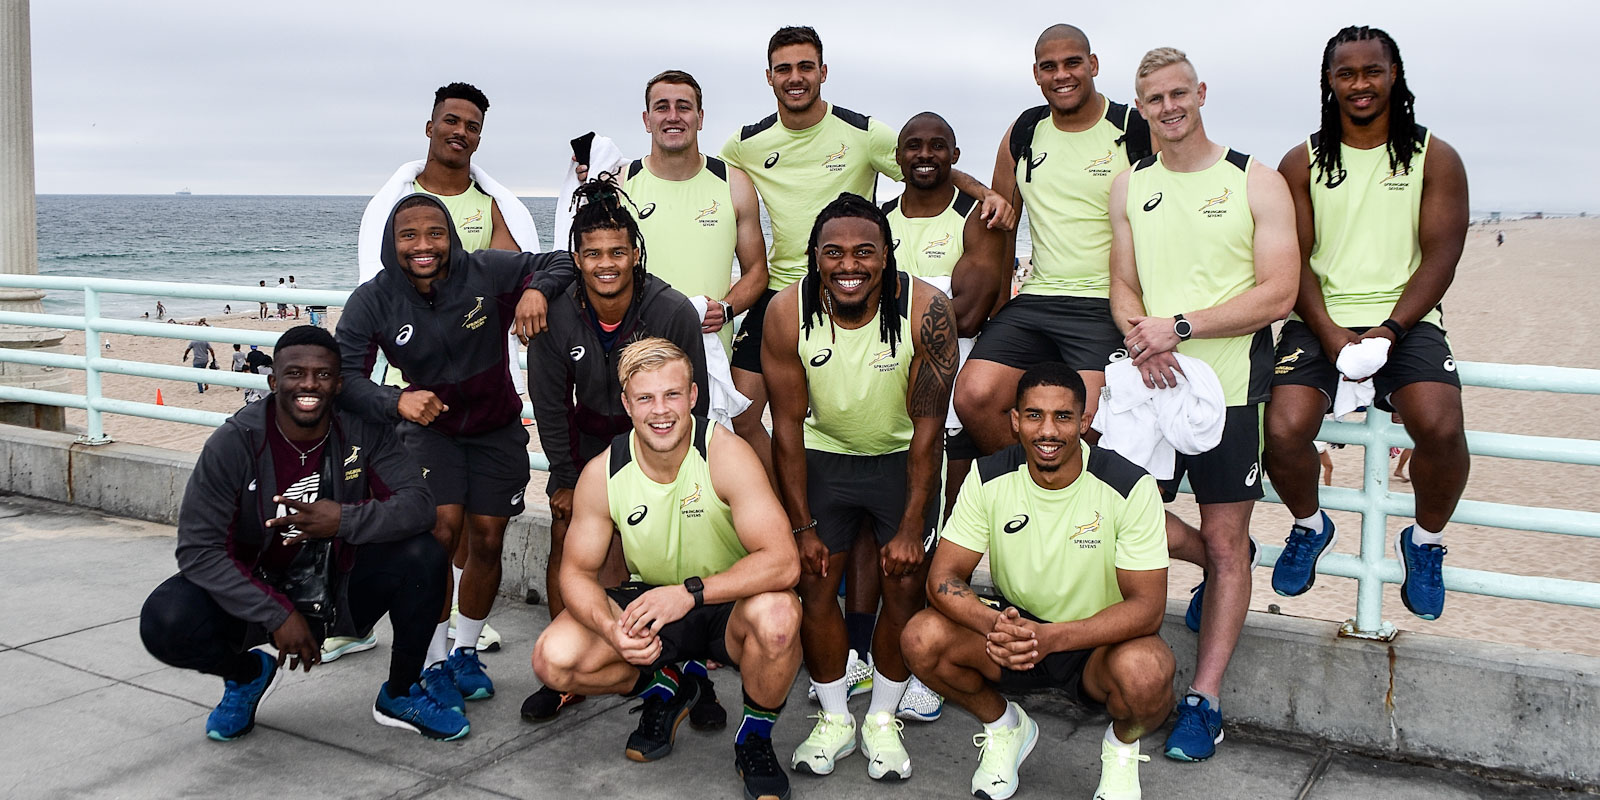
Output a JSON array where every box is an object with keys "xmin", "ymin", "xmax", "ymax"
[{"xmin": 39, "ymin": 217, "xmax": 1600, "ymax": 657}]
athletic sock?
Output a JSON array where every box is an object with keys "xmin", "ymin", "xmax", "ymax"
[
  {"xmin": 984, "ymin": 701, "xmax": 1019, "ymax": 732},
  {"xmin": 629, "ymin": 665, "xmax": 683, "ymax": 702},
  {"xmin": 845, "ymin": 612, "xmax": 877, "ymax": 658},
  {"xmin": 1188, "ymin": 686, "xmax": 1221, "ymax": 713},
  {"xmin": 735, "ymin": 691, "xmax": 784, "ymax": 744},
  {"xmin": 866, "ymin": 669, "xmax": 909, "ymax": 715},
  {"xmin": 682, "ymin": 659, "xmax": 709, "ymax": 679},
  {"xmin": 451, "ymin": 565, "xmax": 464, "ymax": 611},
  {"xmin": 1411, "ymin": 525, "xmax": 1445, "ymax": 546},
  {"xmin": 812, "ymin": 673, "xmax": 851, "ymax": 716},
  {"xmin": 426, "ymin": 621, "xmax": 450, "ymax": 667},
  {"xmin": 1293, "ymin": 511, "xmax": 1325, "ymax": 534},
  {"xmin": 1105, "ymin": 722, "xmax": 1139, "ymax": 748},
  {"xmin": 452, "ymin": 614, "xmax": 486, "ymax": 654}
]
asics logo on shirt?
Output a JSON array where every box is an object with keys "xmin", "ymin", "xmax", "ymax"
[
  {"xmin": 570, "ymin": 346, "xmax": 586, "ymax": 362},
  {"xmin": 627, "ymin": 505, "xmax": 648, "ymax": 525},
  {"xmin": 638, "ymin": 203, "xmax": 657, "ymax": 219},
  {"xmin": 1325, "ymin": 169, "xmax": 1348, "ymax": 190},
  {"xmin": 1028, "ymin": 152, "xmax": 1048, "ymax": 170},
  {"xmin": 395, "ymin": 324, "xmax": 414, "ymax": 345},
  {"xmin": 809, "ymin": 349, "xmax": 832, "ymax": 367},
  {"xmin": 1143, "ymin": 193, "xmax": 1163, "ymax": 212},
  {"xmin": 1003, "ymin": 514, "xmax": 1029, "ymax": 534},
  {"xmin": 1245, "ymin": 462, "xmax": 1260, "ymax": 487},
  {"xmin": 764, "ymin": 152, "xmax": 781, "ymax": 169}
]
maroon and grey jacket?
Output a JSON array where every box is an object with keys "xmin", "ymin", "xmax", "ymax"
[
  {"xmin": 336, "ymin": 193, "xmax": 576, "ymax": 436},
  {"xmin": 173, "ymin": 396, "xmax": 435, "ymax": 633}
]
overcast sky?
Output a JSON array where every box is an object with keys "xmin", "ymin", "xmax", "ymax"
[{"xmin": 26, "ymin": 0, "xmax": 1597, "ymax": 213}]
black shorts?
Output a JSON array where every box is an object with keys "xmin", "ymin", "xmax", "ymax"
[
  {"xmin": 729, "ymin": 289, "xmax": 779, "ymax": 374},
  {"xmin": 1272, "ymin": 320, "xmax": 1460, "ymax": 413},
  {"xmin": 982, "ymin": 596, "xmax": 1100, "ymax": 707},
  {"xmin": 400, "ymin": 420, "xmax": 531, "ymax": 517},
  {"xmin": 946, "ymin": 428, "xmax": 983, "ymax": 460},
  {"xmin": 1158, "ymin": 404, "xmax": 1263, "ymax": 505},
  {"xmin": 607, "ymin": 582, "xmax": 736, "ymax": 670},
  {"xmin": 967, "ymin": 294, "xmax": 1125, "ymax": 373},
  {"xmin": 805, "ymin": 449, "xmax": 941, "ymax": 556}
]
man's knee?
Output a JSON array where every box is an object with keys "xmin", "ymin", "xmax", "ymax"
[
  {"xmin": 466, "ymin": 517, "xmax": 508, "ymax": 559},
  {"xmin": 395, "ymin": 532, "xmax": 448, "ymax": 575},
  {"xmin": 1104, "ymin": 637, "xmax": 1176, "ymax": 709},
  {"xmin": 139, "ymin": 576, "xmax": 214, "ymax": 668},
  {"xmin": 900, "ymin": 609, "xmax": 953, "ymax": 672},
  {"xmin": 741, "ymin": 591, "xmax": 802, "ymax": 654},
  {"xmin": 531, "ymin": 622, "xmax": 586, "ymax": 690},
  {"xmin": 1405, "ymin": 407, "xmax": 1465, "ymax": 452}
]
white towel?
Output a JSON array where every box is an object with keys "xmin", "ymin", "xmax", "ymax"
[
  {"xmin": 1333, "ymin": 377, "xmax": 1375, "ymax": 419},
  {"xmin": 553, "ymin": 134, "xmax": 631, "ymax": 253},
  {"xmin": 917, "ymin": 276, "xmax": 975, "ymax": 432},
  {"xmin": 689, "ymin": 296, "xmax": 751, "ymax": 429},
  {"xmin": 1092, "ymin": 354, "xmax": 1226, "ymax": 479},
  {"xmin": 1331, "ymin": 337, "xmax": 1391, "ymax": 418}
]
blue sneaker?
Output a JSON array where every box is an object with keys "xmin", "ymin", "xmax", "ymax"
[
  {"xmin": 1271, "ymin": 511, "xmax": 1337, "ymax": 597},
  {"xmin": 206, "ymin": 649, "xmax": 280, "ymax": 741},
  {"xmin": 421, "ymin": 662, "xmax": 465, "ymax": 713},
  {"xmin": 447, "ymin": 647, "xmax": 494, "ymax": 700},
  {"xmin": 1184, "ymin": 537, "xmax": 1260, "ymax": 633},
  {"xmin": 1163, "ymin": 694, "xmax": 1223, "ymax": 762},
  {"xmin": 373, "ymin": 681, "xmax": 471, "ymax": 741},
  {"xmin": 1396, "ymin": 526, "xmax": 1447, "ymax": 620}
]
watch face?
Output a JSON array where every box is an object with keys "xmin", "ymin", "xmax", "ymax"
[{"xmin": 1175, "ymin": 319, "xmax": 1192, "ymax": 338}]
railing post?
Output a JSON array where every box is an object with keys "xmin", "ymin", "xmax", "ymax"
[
  {"xmin": 1341, "ymin": 408, "xmax": 1397, "ymax": 640},
  {"xmin": 78, "ymin": 286, "xmax": 110, "ymax": 444}
]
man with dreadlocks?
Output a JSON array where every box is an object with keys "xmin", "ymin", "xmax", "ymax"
[
  {"xmin": 523, "ymin": 180, "xmax": 713, "ymax": 725},
  {"xmin": 1266, "ymin": 27, "xmax": 1469, "ymax": 622},
  {"xmin": 763, "ymin": 193, "xmax": 960, "ymax": 780},
  {"xmin": 1108, "ymin": 47, "xmax": 1298, "ymax": 764}
]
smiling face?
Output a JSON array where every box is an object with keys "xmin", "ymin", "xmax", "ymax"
[
  {"xmin": 1136, "ymin": 62, "xmax": 1206, "ymax": 146},
  {"xmin": 644, "ymin": 81, "xmax": 703, "ymax": 155},
  {"xmin": 577, "ymin": 227, "xmax": 638, "ymax": 302},
  {"xmin": 896, "ymin": 116, "xmax": 958, "ymax": 191},
  {"xmin": 392, "ymin": 204, "xmax": 451, "ymax": 284},
  {"xmin": 269, "ymin": 345, "xmax": 341, "ymax": 433},
  {"xmin": 815, "ymin": 215, "xmax": 886, "ymax": 323},
  {"xmin": 622, "ymin": 359, "xmax": 698, "ymax": 455},
  {"xmin": 1010, "ymin": 383, "xmax": 1087, "ymax": 475},
  {"xmin": 1034, "ymin": 36, "xmax": 1099, "ymax": 116},
  {"xmin": 766, "ymin": 43, "xmax": 826, "ymax": 115},
  {"xmin": 425, "ymin": 98, "xmax": 483, "ymax": 169},
  {"xmin": 1328, "ymin": 38, "xmax": 1397, "ymax": 128}
]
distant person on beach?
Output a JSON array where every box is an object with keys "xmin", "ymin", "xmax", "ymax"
[
  {"xmin": 336, "ymin": 194, "xmax": 574, "ymax": 715},
  {"xmin": 224, "ymin": 304, "xmax": 231, "ymax": 315},
  {"xmin": 1265, "ymin": 26, "xmax": 1469, "ymax": 624},
  {"xmin": 1497, "ymin": 231, "xmax": 1504, "ymax": 246},
  {"xmin": 183, "ymin": 337, "xmax": 216, "ymax": 393},
  {"xmin": 138, "ymin": 325, "xmax": 469, "ymax": 742},
  {"xmin": 156, "ymin": 300, "xmax": 165, "ymax": 319},
  {"xmin": 276, "ymin": 278, "xmax": 289, "ymax": 319},
  {"xmin": 955, "ymin": 24, "xmax": 1154, "ymax": 462},
  {"xmin": 288, "ymin": 276, "xmax": 300, "ymax": 319},
  {"xmin": 258, "ymin": 280, "xmax": 268, "ymax": 319},
  {"xmin": 1108, "ymin": 46, "xmax": 1298, "ymax": 762},
  {"xmin": 231, "ymin": 344, "xmax": 247, "ymax": 391}
]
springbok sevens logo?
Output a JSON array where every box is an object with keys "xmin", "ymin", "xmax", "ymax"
[
  {"xmin": 695, "ymin": 200, "xmax": 720, "ymax": 221},
  {"xmin": 462, "ymin": 209, "xmax": 483, "ymax": 225},
  {"xmin": 1073, "ymin": 512, "xmax": 1103, "ymax": 539},
  {"xmin": 344, "ymin": 446, "xmax": 361, "ymax": 466},
  {"xmin": 870, "ymin": 347, "xmax": 895, "ymax": 365},
  {"xmin": 822, "ymin": 143, "xmax": 848, "ymax": 165},
  {"xmin": 463, "ymin": 296, "xmax": 484, "ymax": 322},
  {"xmin": 1198, "ymin": 188, "xmax": 1232, "ymax": 212},
  {"xmin": 922, "ymin": 234, "xmax": 952, "ymax": 254},
  {"xmin": 1084, "ymin": 150, "xmax": 1115, "ymax": 170},
  {"xmin": 679, "ymin": 483, "xmax": 702, "ymax": 509}
]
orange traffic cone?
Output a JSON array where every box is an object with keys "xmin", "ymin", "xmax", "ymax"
[
  {"xmin": 155, "ymin": 389, "xmax": 164, "ymax": 406},
  {"xmin": 522, "ymin": 418, "xmax": 533, "ymax": 425}
]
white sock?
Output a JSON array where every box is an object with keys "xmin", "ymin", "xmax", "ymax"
[
  {"xmin": 867, "ymin": 669, "xmax": 909, "ymax": 715},
  {"xmin": 1187, "ymin": 686, "xmax": 1220, "ymax": 714},
  {"xmin": 1293, "ymin": 511, "xmax": 1325, "ymax": 533},
  {"xmin": 453, "ymin": 614, "xmax": 486, "ymax": 653},
  {"xmin": 984, "ymin": 701, "xmax": 1019, "ymax": 732},
  {"xmin": 1411, "ymin": 526, "xmax": 1445, "ymax": 546},
  {"xmin": 1106, "ymin": 722, "xmax": 1139, "ymax": 748},
  {"xmin": 426, "ymin": 621, "xmax": 450, "ymax": 667},
  {"xmin": 451, "ymin": 564, "xmax": 464, "ymax": 610},
  {"xmin": 812, "ymin": 674, "xmax": 852, "ymax": 716}
]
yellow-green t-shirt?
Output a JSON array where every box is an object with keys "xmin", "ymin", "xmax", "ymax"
[
  {"xmin": 721, "ymin": 103, "xmax": 902, "ymax": 290},
  {"xmin": 942, "ymin": 442, "xmax": 1168, "ymax": 623},
  {"xmin": 622, "ymin": 155, "xmax": 739, "ymax": 354},
  {"xmin": 412, "ymin": 180, "xmax": 493, "ymax": 252},
  {"xmin": 607, "ymin": 417, "xmax": 746, "ymax": 586},
  {"xmin": 797, "ymin": 271, "xmax": 917, "ymax": 456},
  {"xmin": 884, "ymin": 190, "xmax": 977, "ymax": 280},
  {"xmin": 1307, "ymin": 128, "xmax": 1440, "ymax": 328},
  {"xmin": 1126, "ymin": 149, "xmax": 1270, "ymax": 406}
]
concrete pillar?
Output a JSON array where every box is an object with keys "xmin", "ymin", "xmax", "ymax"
[{"xmin": 0, "ymin": 0, "xmax": 67, "ymax": 430}]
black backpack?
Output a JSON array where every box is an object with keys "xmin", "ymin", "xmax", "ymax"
[{"xmin": 1008, "ymin": 100, "xmax": 1152, "ymax": 183}]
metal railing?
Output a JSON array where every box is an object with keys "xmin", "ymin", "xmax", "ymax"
[{"xmin": 0, "ymin": 275, "xmax": 1595, "ymax": 637}]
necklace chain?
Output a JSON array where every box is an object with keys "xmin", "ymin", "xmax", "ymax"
[{"xmin": 275, "ymin": 418, "xmax": 330, "ymax": 466}]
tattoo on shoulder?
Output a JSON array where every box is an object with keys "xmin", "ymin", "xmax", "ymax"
[
  {"xmin": 935, "ymin": 577, "xmax": 973, "ymax": 598},
  {"xmin": 908, "ymin": 294, "xmax": 958, "ymax": 418}
]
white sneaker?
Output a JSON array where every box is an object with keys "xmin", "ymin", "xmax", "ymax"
[
  {"xmin": 790, "ymin": 711, "xmax": 856, "ymax": 775},
  {"xmin": 447, "ymin": 605, "xmax": 502, "ymax": 652},
  {"xmin": 970, "ymin": 703, "xmax": 1038, "ymax": 800},
  {"xmin": 860, "ymin": 710, "xmax": 911, "ymax": 780},
  {"xmin": 896, "ymin": 676, "xmax": 944, "ymax": 722},
  {"xmin": 1094, "ymin": 737, "xmax": 1150, "ymax": 799},
  {"xmin": 320, "ymin": 633, "xmax": 377, "ymax": 663},
  {"xmin": 807, "ymin": 649, "xmax": 873, "ymax": 701}
]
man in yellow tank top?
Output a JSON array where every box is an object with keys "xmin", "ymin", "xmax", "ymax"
[
  {"xmin": 956, "ymin": 24, "xmax": 1152, "ymax": 459},
  {"xmin": 1108, "ymin": 48, "xmax": 1299, "ymax": 764},
  {"xmin": 531, "ymin": 339, "xmax": 801, "ymax": 800},
  {"xmin": 763, "ymin": 194, "xmax": 959, "ymax": 781},
  {"xmin": 621, "ymin": 70, "xmax": 776, "ymax": 473},
  {"xmin": 1265, "ymin": 27, "xmax": 1468, "ymax": 624}
]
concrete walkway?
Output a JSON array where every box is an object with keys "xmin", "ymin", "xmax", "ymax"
[{"xmin": 1, "ymin": 493, "xmax": 1590, "ymax": 799}]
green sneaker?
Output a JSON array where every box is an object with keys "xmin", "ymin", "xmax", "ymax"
[
  {"xmin": 1094, "ymin": 737, "xmax": 1150, "ymax": 799},
  {"xmin": 790, "ymin": 711, "xmax": 856, "ymax": 776},
  {"xmin": 970, "ymin": 703, "xmax": 1038, "ymax": 800},
  {"xmin": 860, "ymin": 710, "xmax": 911, "ymax": 780},
  {"xmin": 320, "ymin": 632, "xmax": 377, "ymax": 663}
]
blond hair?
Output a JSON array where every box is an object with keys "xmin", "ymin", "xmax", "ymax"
[
  {"xmin": 1136, "ymin": 47, "xmax": 1194, "ymax": 81},
  {"xmin": 617, "ymin": 337, "xmax": 691, "ymax": 391}
]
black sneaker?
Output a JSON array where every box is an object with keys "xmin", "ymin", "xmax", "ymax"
[
  {"xmin": 735, "ymin": 733, "xmax": 791, "ymax": 800},
  {"xmin": 520, "ymin": 685, "xmax": 586, "ymax": 723},
  {"xmin": 624, "ymin": 676, "xmax": 701, "ymax": 762},
  {"xmin": 689, "ymin": 673, "xmax": 727, "ymax": 730}
]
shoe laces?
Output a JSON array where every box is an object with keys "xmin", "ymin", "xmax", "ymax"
[
  {"xmin": 1172, "ymin": 699, "xmax": 1215, "ymax": 739},
  {"xmin": 1280, "ymin": 526, "xmax": 1318, "ymax": 565},
  {"xmin": 629, "ymin": 694, "xmax": 678, "ymax": 740},
  {"xmin": 972, "ymin": 723, "xmax": 1022, "ymax": 768},
  {"xmin": 804, "ymin": 711, "xmax": 851, "ymax": 740},
  {"xmin": 1408, "ymin": 542, "xmax": 1448, "ymax": 583},
  {"xmin": 864, "ymin": 711, "xmax": 904, "ymax": 738},
  {"xmin": 737, "ymin": 735, "xmax": 783, "ymax": 777},
  {"xmin": 1100, "ymin": 744, "xmax": 1149, "ymax": 790}
]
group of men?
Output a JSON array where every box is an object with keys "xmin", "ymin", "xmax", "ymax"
[{"xmin": 139, "ymin": 20, "xmax": 1469, "ymax": 800}]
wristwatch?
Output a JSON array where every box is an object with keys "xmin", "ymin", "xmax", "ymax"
[
  {"xmin": 1173, "ymin": 314, "xmax": 1193, "ymax": 341},
  {"xmin": 720, "ymin": 300, "xmax": 735, "ymax": 322},
  {"xmin": 684, "ymin": 576, "xmax": 705, "ymax": 608}
]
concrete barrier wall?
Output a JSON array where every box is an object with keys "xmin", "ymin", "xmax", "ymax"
[{"xmin": 0, "ymin": 425, "xmax": 1593, "ymax": 789}]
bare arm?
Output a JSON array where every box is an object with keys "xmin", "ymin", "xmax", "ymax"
[
  {"xmin": 883, "ymin": 285, "xmax": 957, "ymax": 577},
  {"xmin": 704, "ymin": 423, "xmax": 801, "ymax": 601},
  {"xmin": 557, "ymin": 455, "xmax": 625, "ymax": 639},
  {"xmin": 760, "ymin": 288, "xmax": 812, "ymax": 523},
  {"xmin": 926, "ymin": 541, "xmax": 1000, "ymax": 635},
  {"xmin": 952, "ymin": 168, "xmax": 1017, "ymax": 232},
  {"xmin": 1182, "ymin": 162, "xmax": 1299, "ymax": 338},
  {"xmin": 488, "ymin": 199, "xmax": 520, "ymax": 251},
  {"xmin": 989, "ymin": 123, "xmax": 1025, "ymax": 286},
  {"xmin": 1107, "ymin": 169, "xmax": 1144, "ymax": 335},
  {"xmin": 949, "ymin": 205, "xmax": 1009, "ymax": 337},
  {"xmin": 1387, "ymin": 137, "xmax": 1467, "ymax": 330},
  {"xmin": 724, "ymin": 167, "xmax": 770, "ymax": 315}
]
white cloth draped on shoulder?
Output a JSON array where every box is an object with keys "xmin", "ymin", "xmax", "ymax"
[{"xmin": 552, "ymin": 133, "xmax": 630, "ymax": 253}]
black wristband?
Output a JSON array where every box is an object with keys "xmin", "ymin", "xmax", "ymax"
[{"xmin": 1380, "ymin": 319, "xmax": 1408, "ymax": 340}]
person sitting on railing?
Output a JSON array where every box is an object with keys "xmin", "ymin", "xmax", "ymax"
[
  {"xmin": 1264, "ymin": 26, "xmax": 1470, "ymax": 623},
  {"xmin": 138, "ymin": 325, "xmax": 468, "ymax": 742}
]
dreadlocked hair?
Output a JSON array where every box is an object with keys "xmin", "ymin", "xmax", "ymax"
[
  {"xmin": 1314, "ymin": 25, "xmax": 1423, "ymax": 187},
  {"xmin": 801, "ymin": 193, "xmax": 902, "ymax": 357},
  {"xmin": 568, "ymin": 177, "xmax": 648, "ymax": 311}
]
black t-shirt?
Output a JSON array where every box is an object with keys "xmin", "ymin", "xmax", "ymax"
[{"xmin": 258, "ymin": 405, "xmax": 327, "ymax": 571}]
